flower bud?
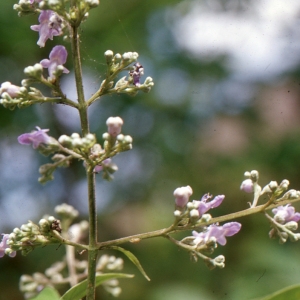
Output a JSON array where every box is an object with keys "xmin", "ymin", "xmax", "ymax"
[
  {"xmin": 104, "ymin": 50, "xmax": 114, "ymax": 63},
  {"xmin": 173, "ymin": 186, "xmax": 193, "ymax": 208},
  {"xmin": 240, "ymin": 179, "xmax": 253, "ymax": 193},
  {"xmin": 106, "ymin": 116, "xmax": 124, "ymax": 137},
  {"xmin": 285, "ymin": 221, "xmax": 298, "ymax": 231}
]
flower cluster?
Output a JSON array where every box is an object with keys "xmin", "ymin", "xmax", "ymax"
[
  {"xmin": 192, "ymin": 222, "xmax": 241, "ymax": 247},
  {"xmin": 30, "ymin": 10, "xmax": 64, "ymax": 48},
  {"xmin": 6, "ymin": 217, "xmax": 62, "ymax": 256},
  {"xmin": 173, "ymin": 185, "xmax": 225, "ymax": 224},
  {"xmin": 0, "ymin": 234, "xmax": 16, "ymax": 258},
  {"xmin": 268, "ymin": 205, "xmax": 300, "ymax": 243},
  {"xmin": 18, "ymin": 127, "xmax": 51, "ymax": 149},
  {"xmin": 172, "ymin": 185, "xmax": 241, "ymax": 269}
]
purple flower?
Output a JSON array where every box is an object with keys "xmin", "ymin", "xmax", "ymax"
[
  {"xmin": 174, "ymin": 186, "xmax": 193, "ymax": 208},
  {"xmin": 18, "ymin": 127, "xmax": 50, "ymax": 149},
  {"xmin": 0, "ymin": 234, "xmax": 16, "ymax": 258},
  {"xmin": 272, "ymin": 205, "xmax": 300, "ymax": 224},
  {"xmin": 192, "ymin": 222, "xmax": 241, "ymax": 246},
  {"xmin": 0, "ymin": 82, "xmax": 21, "ymax": 98},
  {"xmin": 240, "ymin": 179, "xmax": 254, "ymax": 193},
  {"xmin": 30, "ymin": 10, "xmax": 63, "ymax": 47},
  {"xmin": 129, "ymin": 62, "xmax": 144, "ymax": 86},
  {"xmin": 195, "ymin": 194, "xmax": 225, "ymax": 215},
  {"xmin": 40, "ymin": 45, "xmax": 69, "ymax": 80}
]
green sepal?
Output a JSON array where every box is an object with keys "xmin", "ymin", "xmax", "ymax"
[
  {"xmin": 60, "ymin": 273, "xmax": 134, "ymax": 300},
  {"xmin": 107, "ymin": 245, "xmax": 151, "ymax": 281}
]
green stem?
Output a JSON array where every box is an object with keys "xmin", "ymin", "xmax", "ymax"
[
  {"xmin": 71, "ymin": 25, "xmax": 89, "ymax": 136},
  {"xmin": 70, "ymin": 24, "xmax": 97, "ymax": 299},
  {"xmin": 97, "ymin": 196, "xmax": 300, "ymax": 248},
  {"xmin": 86, "ymin": 170, "xmax": 98, "ymax": 300}
]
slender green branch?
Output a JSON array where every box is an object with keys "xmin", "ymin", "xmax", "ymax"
[
  {"xmin": 97, "ymin": 196, "xmax": 300, "ymax": 249},
  {"xmin": 51, "ymin": 230, "xmax": 89, "ymax": 250},
  {"xmin": 86, "ymin": 62, "xmax": 133, "ymax": 106},
  {"xmin": 86, "ymin": 169, "xmax": 98, "ymax": 300},
  {"xmin": 56, "ymin": 144, "xmax": 84, "ymax": 159},
  {"xmin": 43, "ymin": 97, "xmax": 78, "ymax": 108},
  {"xmin": 70, "ymin": 21, "xmax": 97, "ymax": 299},
  {"xmin": 70, "ymin": 25, "xmax": 89, "ymax": 136}
]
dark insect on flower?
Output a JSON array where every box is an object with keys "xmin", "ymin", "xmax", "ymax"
[
  {"xmin": 129, "ymin": 62, "xmax": 144, "ymax": 86},
  {"xmin": 50, "ymin": 219, "xmax": 62, "ymax": 233}
]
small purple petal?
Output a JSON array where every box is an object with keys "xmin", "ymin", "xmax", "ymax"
[
  {"xmin": 197, "ymin": 194, "xmax": 225, "ymax": 215},
  {"xmin": 18, "ymin": 127, "xmax": 50, "ymax": 149},
  {"xmin": 192, "ymin": 222, "xmax": 241, "ymax": 246},
  {"xmin": 129, "ymin": 62, "xmax": 144, "ymax": 86},
  {"xmin": 30, "ymin": 10, "xmax": 63, "ymax": 47},
  {"xmin": 40, "ymin": 45, "xmax": 69, "ymax": 80}
]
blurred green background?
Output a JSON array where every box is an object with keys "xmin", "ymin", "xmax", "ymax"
[{"xmin": 1, "ymin": 0, "xmax": 300, "ymax": 299}]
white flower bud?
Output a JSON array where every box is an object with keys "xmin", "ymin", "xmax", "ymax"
[
  {"xmin": 174, "ymin": 210, "xmax": 181, "ymax": 217},
  {"xmin": 190, "ymin": 209, "xmax": 199, "ymax": 219},
  {"xmin": 285, "ymin": 221, "xmax": 298, "ymax": 231},
  {"xmin": 106, "ymin": 116, "xmax": 123, "ymax": 137},
  {"xmin": 72, "ymin": 137, "xmax": 83, "ymax": 147},
  {"xmin": 48, "ymin": 216, "xmax": 56, "ymax": 222},
  {"xmin": 71, "ymin": 133, "xmax": 80, "ymax": 139}
]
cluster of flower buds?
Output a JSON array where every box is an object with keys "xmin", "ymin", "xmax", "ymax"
[
  {"xmin": 20, "ymin": 256, "xmax": 86, "ymax": 299},
  {"xmin": 241, "ymin": 170, "xmax": 300, "ymax": 208},
  {"xmin": 58, "ymin": 133, "xmax": 96, "ymax": 153},
  {"xmin": 96, "ymin": 255, "xmax": 124, "ymax": 297},
  {"xmin": 14, "ymin": 0, "xmax": 99, "ymax": 23},
  {"xmin": 102, "ymin": 50, "xmax": 154, "ymax": 96},
  {"xmin": 20, "ymin": 272, "xmax": 51, "ymax": 299},
  {"xmin": 55, "ymin": 203, "xmax": 79, "ymax": 227},
  {"xmin": 172, "ymin": 186, "xmax": 241, "ymax": 269},
  {"xmin": 6, "ymin": 216, "xmax": 62, "ymax": 256},
  {"xmin": 0, "ymin": 81, "xmax": 30, "ymax": 110},
  {"xmin": 268, "ymin": 205, "xmax": 300, "ymax": 243},
  {"xmin": 173, "ymin": 186, "xmax": 225, "ymax": 225}
]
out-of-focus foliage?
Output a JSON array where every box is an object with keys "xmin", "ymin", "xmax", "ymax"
[{"xmin": 1, "ymin": 0, "xmax": 300, "ymax": 299}]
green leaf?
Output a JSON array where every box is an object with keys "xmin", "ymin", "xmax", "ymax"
[
  {"xmin": 254, "ymin": 284, "xmax": 300, "ymax": 300},
  {"xmin": 60, "ymin": 273, "xmax": 134, "ymax": 300},
  {"xmin": 107, "ymin": 245, "xmax": 151, "ymax": 281},
  {"xmin": 31, "ymin": 287, "xmax": 60, "ymax": 300}
]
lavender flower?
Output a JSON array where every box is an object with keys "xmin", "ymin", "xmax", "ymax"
[
  {"xmin": 94, "ymin": 158, "xmax": 112, "ymax": 173},
  {"xmin": 272, "ymin": 205, "xmax": 300, "ymax": 224},
  {"xmin": 192, "ymin": 222, "xmax": 241, "ymax": 246},
  {"xmin": 30, "ymin": 10, "xmax": 63, "ymax": 47},
  {"xmin": 18, "ymin": 127, "xmax": 50, "ymax": 149},
  {"xmin": 174, "ymin": 186, "xmax": 193, "ymax": 208},
  {"xmin": 240, "ymin": 179, "xmax": 254, "ymax": 193},
  {"xmin": 40, "ymin": 45, "xmax": 69, "ymax": 80},
  {"xmin": 129, "ymin": 62, "xmax": 144, "ymax": 86},
  {"xmin": 194, "ymin": 194, "xmax": 225, "ymax": 215},
  {"xmin": 106, "ymin": 117, "xmax": 124, "ymax": 137},
  {"xmin": 0, "ymin": 81, "xmax": 21, "ymax": 98},
  {"xmin": 0, "ymin": 234, "xmax": 16, "ymax": 258}
]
